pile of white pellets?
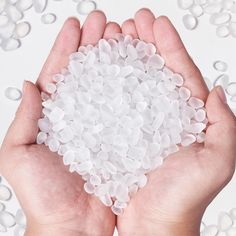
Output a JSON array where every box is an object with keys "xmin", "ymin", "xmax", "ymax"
[
  {"xmin": 36, "ymin": 35, "xmax": 208, "ymax": 215},
  {"xmin": 201, "ymin": 209, "xmax": 236, "ymax": 236},
  {"xmin": 0, "ymin": 176, "xmax": 26, "ymax": 235},
  {"xmin": 178, "ymin": 0, "xmax": 236, "ymax": 38}
]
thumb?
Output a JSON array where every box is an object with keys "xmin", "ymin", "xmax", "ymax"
[
  {"xmin": 205, "ymin": 86, "xmax": 236, "ymax": 162},
  {"xmin": 4, "ymin": 81, "xmax": 42, "ymax": 146}
]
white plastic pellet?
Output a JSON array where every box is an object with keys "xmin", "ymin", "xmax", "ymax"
[
  {"xmin": 0, "ymin": 211, "xmax": 15, "ymax": 228},
  {"xmin": 200, "ymin": 221, "xmax": 206, "ymax": 232},
  {"xmin": 194, "ymin": 0, "xmax": 207, "ymax": 5},
  {"xmin": 188, "ymin": 97, "xmax": 204, "ymax": 109},
  {"xmin": 229, "ymin": 208, "xmax": 236, "ymax": 219},
  {"xmin": 216, "ymin": 25, "xmax": 230, "ymax": 38},
  {"xmin": 0, "ymin": 223, "xmax": 6, "ymax": 232},
  {"xmin": 13, "ymin": 21, "xmax": 31, "ymax": 38},
  {"xmin": 0, "ymin": 22, "xmax": 15, "ymax": 39},
  {"xmin": 181, "ymin": 134, "xmax": 197, "ymax": 146},
  {"xmin": 189, "ymin": 4, "xmax": 204, "ymax": 17},
  {"xmin": 37, "ymin": 36, "xmax": 207, "ymax": 215},
  {"xmin": 217, "ymin": 212, "xmax": 233, "ymax": 231},
  {"xmin": 32, "ymin": 0, "xmax": 47, "ymax": 13},
  {"xmin": 179, "ymin": 86, "xmax": 191, "ymax": 100},
  {"xmin": 213, "ymin": 61, "xmax": 228, "ymax": 72},
  {"xmin": 229, "ymin": 22, "xmax": 236, "ymax": 37},
  {"xmin": 178, "ymin": 0, "xmax": 194, "ymax": 9},
  {"xmin": 15, "ymin": 209, "xmax": 26, "ymax": 226},
  {"xmin": 0, "ymin": 203, "xmax": 5, "ymax": 211},
  {"xmin": 201, "ymin": 225, "xmax": 218, "ymax": 236},
  {"xmin": 16, "ymin": 0, "xmax": 33, "ymax": 11},
  {"xmin": 46, "ymin": 82, "xmax": 56, "ymax": 93},
  {"xmin": 183, "ymin": 14, "xmax": 198, "ymax": 30},
  {"xmin": 0, "ymin": 0, "xmax": 6, "ymax": 14},
  {"xmin": 76, "ymin": 0, "xmax": 97, "ymax": 15},
  {"xmin": 111, "ymin": 206, "xmax": 124, "ymax": 216},
  {"xmin": 41, "ymin": 13, "xmax": 57, "ymax": 24},
  {"xmin": 203, "ymin": 3, "xmax": 222, "ymax": 14},
  {"xmin": 216, "ymin": 232, "xmax": 227, "ymax": 236},
  {"xmin": 0, "ymin": 185, "xmax": 11, "ymax": 201},
  {"xmin": 230, "ymin": 3, "xmax": 236, "ymax": 13},
  {"xmin": 5, "ymin": 87, "xmax": 22, "ymax": 101},
  {"xmin": 227, "ymin": 228, "xmax": 236, "ymax": 236},
  {"xmin": 1, "ymin": 38, "xmax": 21, "ymax": 51},
  {"xmin": 204, "ymin": 77, "xmax": 213, "ymax": 90},
  {"xmin": 226, "ymin": 83, "xmax": 236, "ymax": 96},
  {"xmin": 231, "ymin": 96, "xmax": 236, "ymax": 103},
  {"xmin": 0, "ymin": 15, "xmax": 9, "ymax": 27},
  {"xmin": 5, "ymin": 5, "xmax": 23, "ymax": 22},
  {"xmin": 14, "ymin": 226, "xmax": 25, "ymax": 236},
  {"xmin": 209, "ymin": 13, "xmax": 231, "ymax": 25},
  {"xmin": 222, "ymin": 0, "xmax": 234, "ymax": 10},
  {"xmin": 213, "ymin": 74, "xmax": 229, "ymax": 89}
]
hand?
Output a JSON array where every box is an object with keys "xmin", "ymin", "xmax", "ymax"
[
  {"xmin": 0, "ymin": 11, "xmax": 121, "ymax": 236},
  {"xmin": 117, "ymin": 9, "xmax": 236, "ymax": 236}
]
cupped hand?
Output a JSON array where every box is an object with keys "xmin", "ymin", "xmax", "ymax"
[
  {"xmin": 0, "ymin": 11, "xmax": 121, "ymax": 236},
  {"xmin": 118, "ymin": 9, "xmax": 236, "ymax": 236}
]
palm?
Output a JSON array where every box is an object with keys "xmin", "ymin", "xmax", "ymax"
[
  {"xmin": 119, "ymin": 146, "xmax": 208, "ymax": 226},
  {"xmin": 0, "ymin": 12, "xmax": 121, "ymax": 235},
  {"xmin": 118, "ymin": 8, "xmax": 236, "ymax": 234},
  {"xmin": 8, "ymin": 144, "xmax": 114, "ymax": 233}
]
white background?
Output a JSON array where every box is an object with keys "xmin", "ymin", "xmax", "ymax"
[{"xmin": 0, "ymin": 0, "xmax": 236, "ymax": 234}]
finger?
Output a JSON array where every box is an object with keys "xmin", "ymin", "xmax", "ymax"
[
  {"xmin": 4, "ymin": 81, "xmax": 42, "ymax": 146},
  {"xmin": 134, "ymin": 8, "xmax": 155, "ymax": 43},
  {"xmin": 80, "ymin": 10, "xmax": 107, "ymax": 46},
  {"xmin": 37, "ymin": 18, "xmax": 81, "ymax": 92},
  {"xmin": 121, "ymin": 19, "xmax": 138, "ymax": 38},
  {"xmin": 205, "ymin": 86, "xmax": 236, "ymax": 162},
  {"xmin": 153, "ymin": 16, "xmax": 209, "ymax": 101},
  {"xmin": 103, "ymin": 22, "xmax": 121, "ymax": 39}
]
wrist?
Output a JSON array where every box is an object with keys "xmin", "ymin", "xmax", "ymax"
[
  {"xmin": 25, "ymin": 226, "xmax": 80, "ymax": 236},
  {"xmin": 118, "ymin": 217, "xmax": 201, "ymax": 236},
  {"xmin": 25, "ymin": 224, "xmax": 111, "ymax": 236}
]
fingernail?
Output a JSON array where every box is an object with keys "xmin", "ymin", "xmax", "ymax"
[{"xmin": 216, "ymin": 86, "xmax": 227, "ymax": 103}]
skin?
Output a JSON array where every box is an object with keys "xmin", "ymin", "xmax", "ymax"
[
  {"xmin": 0, "ymin": 11, "xmax": 120, "ymax": 236},
  {"xmin": 0, "ymin": 8, "xmax": 235, "ymax": 236},
  {"xmin": 117, "ymin": 9, "xmax": 236, "ymax": 236}
]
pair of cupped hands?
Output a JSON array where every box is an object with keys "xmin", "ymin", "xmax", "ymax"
[{"xmin": 0, "ymin": 8, "xmax": 236, "ymax": 236}]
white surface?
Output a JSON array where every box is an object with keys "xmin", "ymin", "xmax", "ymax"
[{"xmin": 0, "ymin": 0, "xmax": 236, "ymax": 234}]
